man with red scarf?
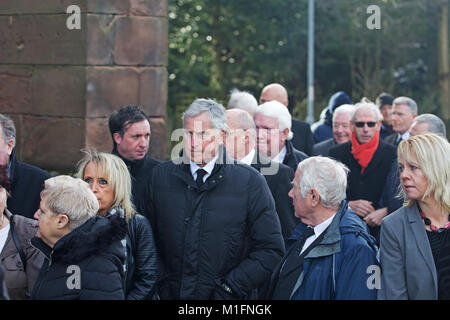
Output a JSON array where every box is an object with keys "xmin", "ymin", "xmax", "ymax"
[{"xmin": 329, "ymin": 99, "xmax": 396, "ymax": 240}]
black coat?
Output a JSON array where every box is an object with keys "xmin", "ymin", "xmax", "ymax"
[
  {"xmin": 112, "ymin": 149, "xmax": 161, "ymax": 224},
  {"xmin": 8, "ymin": 151, "xmax": 51, "ymax": 218},
  {"xmin": 282, "ymin": 140, "xmax": 308, "ymax": 172},
  {"xmin": 30, "ymin": 215, "xmax": 127, "ymax": 300},
  {"xmin": 0, "ymin": 264, "xmax": 8, "ymax": 300},
  {"xmin": 151, "ymin": 147, "xmax": 285, "ymax": 300},
  {"xmin": 250, "ymin": 154, "xmax": 299, "ymax": 241},
  {"xmin": 125, "ymin": 214, "xmax": 158, "ymax": 300},
  {"xmin": 312, "ymin": 138, "xmax": 337, "ymax": 157},
  {"xmin": 329, "ymin": 140, "xmax": 397, "ymax": 205},
  {"xmin": 290, "ymin": 118, "xmax": 315, "ymax": 156},
  {"xmin": 384, "ymin": 133, "xmax": 400, "ymax": 147}
]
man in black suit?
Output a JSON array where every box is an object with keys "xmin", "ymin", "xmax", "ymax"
[
  {"xmin": 224, "ymin": 109, "xmax": 299, "ymax": 240},
  {"xmin": 109, "ymin": 105, "xmax": 161, "ymax": 224},
  {"xmin": 254, "ymin": 101, "xmax": 308, "ymax": 172},
  {"xmin": 259, "ymin": 83, "xmax": 314, "ymax": 155},
  {"xmin": 385, "ymin": 96, "xmax": 418, "ymax": 146},
  {"xmin": 329, "ymin": 100, "xmax": 396, "ymax": 240},
  {"xmin": 0, "ymin": 114, "xmax": 51, "ymax": 218}
]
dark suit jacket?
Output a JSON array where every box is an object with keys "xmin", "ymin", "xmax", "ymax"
[
  {"xmin": 385, "ymin": 133, "xmax": 400, "ymax": 147},
  {"xmin": 282, "ymin": 140, "xmax": 308, "ymax": 172},
  {"xmin": 329, "ymin": 140, "xmax": 396, "ymax": 206},
  {"xmin": 251, "ymin": 154, "xmax": 299, "ymax": 241},
  {"xmin": 290, "ymin": 118, "xmax": 315, "ymax": 156},
  {"xmin": 8, "ymin": 150, "xmax": 51, "ymax": 218},
  {"xmin": 312, "ymin": 138, "xmax": 337, "ymax": 156}
]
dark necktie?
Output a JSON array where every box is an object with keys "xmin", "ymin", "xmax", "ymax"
[
  {"xmin": 196, "ymin": 169, "xmax": 207, "ymax": 188},
  {"xmin": 271, "ymin": 226, "xmax": 315, "ymax": 299}
]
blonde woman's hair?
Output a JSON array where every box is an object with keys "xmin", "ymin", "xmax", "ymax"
[
  {"xmin": 41, "ymin": 175, "xmax": 99, "ymax": 230},
  {"xmin": 398, "ymin": 133, "xmax": 450, "ymax": 214},
  {"xmin": 76, "ymin": 149, "xmax": 136, "ymax": 221}
]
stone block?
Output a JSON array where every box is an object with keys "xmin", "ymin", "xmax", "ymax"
[
  {"xmin": 114, "ymin": 16, "xmax": 168, "ymax": 66},
  {"xmin": 0, "ymin": 0, "xmax": 86, "ymax": 14},
  {"xmin": 31, "ymin": 66, "xmax": 86, "ymax": 117},
  {"xmin": 87, "ymin": 0, "xmax": 128, "ymax": 14},
  {"xmin": 148, "ymin": 117, "xmax": 167, "ymax": 160},
  {"xmin": 139, "ymin": 67, "xmax": 167, "ymax": 117},
  {"xmin": 86, "ymin": 67, "xmax": 140, "ymax": 118},
  {"xmin": 0, "ymin": 14, "xmax": 86, "ymax": 65},
  {"xmin": 0, "ymin": 66, "xmax": 32, "ymax": 114},
  {"xmin": 19, "ymin": 115, "xmax": 85, "ymax": 171},
  {"xmin": 85, "ymin": 117, "xmax": 113, "ymax": 152},
  {"xmin": 86, "ymin": 14, "xmax": 116, "ymax": 65},
  {"xmin": 129, "ymin": 0, "xmax": 168, "ymax": 17}
]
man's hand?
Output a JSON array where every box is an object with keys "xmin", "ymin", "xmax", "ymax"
[
  {"xmin": 364, "ymin": 207, "xmax": 388, "ymax": 227},
  {"xmin": 348, "ymin": 200, "xmax": 375, "ymax": 218}
]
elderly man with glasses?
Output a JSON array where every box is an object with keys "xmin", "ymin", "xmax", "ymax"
[{"xmin": 329, "ymin": 99, "xmax": 397, "ymax": 241}]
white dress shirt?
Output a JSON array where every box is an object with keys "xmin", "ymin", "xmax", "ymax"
[
  {"xmin": 190, "ymin": 153, "xmax": 219, "ymax": 183},
  {"xmin": 300, "ymin": 213, "xmax": 336, "ymax": 254},
  {"xmin": 272, "ymin": 146, "xmax": 287, "ymax": 164},
  {"xmin": 239, "ymin": 149, "xmax": 256, "ymax": 166}
]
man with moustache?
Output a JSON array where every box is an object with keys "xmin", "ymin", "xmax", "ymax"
[{"xmin": 385, "ymin": 96, "xmax": 418, "ymax": 146}]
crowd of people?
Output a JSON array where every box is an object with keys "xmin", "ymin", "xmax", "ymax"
[{"xmin": 0, "ymin": 83, "xmax": 449, "ymax": 300}]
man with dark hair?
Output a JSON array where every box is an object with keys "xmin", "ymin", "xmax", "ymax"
[
  {"xmin": 375, "ymin": 93, "xmax": 395, "ymax": 140},
  {"xmin": 0, "ymin": 114, "xmax": 51, "ymax": 218},
  {"xmin": 109, "ymin": 105, "xmax": 160, "ymax": 223}
]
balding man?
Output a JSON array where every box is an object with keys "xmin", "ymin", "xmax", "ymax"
[
  {"xmin": 225, "ymin": 109, "xmax": 300, "ymax": 240},
  {"xmin": 259, "ymin": 83, "xmax": 314, "ymax": 155}
]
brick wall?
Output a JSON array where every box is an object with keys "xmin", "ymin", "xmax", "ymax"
[{"xmin": 0, "ymin": 0, "xmax": 168, "ymax": 171}]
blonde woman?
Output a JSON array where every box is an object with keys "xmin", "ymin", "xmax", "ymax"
[
  {"xmin": 76, "ymin": 150, "xmax": 157, "ymax": 300},
  {"xmin": 378, "ymin": 133, "xmax": 450, "ymax": 299}
]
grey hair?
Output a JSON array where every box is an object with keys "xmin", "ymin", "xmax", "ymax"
[
  {"xmin": 393, "ymin": 96, "xmax": 418, "ymax": 115},
  {"xmin": 413, "ymin": 113, "xmax": 446, "ymax": 137},
  {"xmin": 255, "ymin": 100, "xmax": 293, "ymax": 140},
  {"xmin": 227, "ymin": 89, "xmax": 258, "ymax": 116},
  {"xmin": 0, "ymin": 114, "xmax": 16, "ymax": 149},
  {"xmin": 297, "ymin": 156, "xmax": 349, "ymax": 209},
  {"xmin": 352, "ymin": 98, "xmax": 382, "ymax": 123},
  {"xmin": 41, "ymin": 175, "xmax": 99, "ymax": 230},
  {"xmin": 332, "ymin": 104, "xmax": 354, "ymax": 122},
  {"xmin": 182, "ymin": 98, "xmax": 228, "ymax": 131}
]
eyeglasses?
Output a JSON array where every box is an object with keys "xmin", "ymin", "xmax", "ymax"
[{"xmin": 355, "ymin": 122, "xmax": 377, "ymax": 128}]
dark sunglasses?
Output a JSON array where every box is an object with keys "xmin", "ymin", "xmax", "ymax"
[{"xmin": 355, "ymin": 121, "xmax": 377, "ymax": 128}]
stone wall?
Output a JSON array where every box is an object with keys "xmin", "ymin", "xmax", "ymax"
[{"xmin": 0, "ymin": 0, "xmax": 168, "ymax": 171}]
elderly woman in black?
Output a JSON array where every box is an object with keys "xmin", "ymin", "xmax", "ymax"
[
  {"xmin": 379, "ymin": 133, "xmax": 450, "ymax": 299},
  {"xmin": 76, "ymin": 149, "xmax": 158, "ymax": 299}
]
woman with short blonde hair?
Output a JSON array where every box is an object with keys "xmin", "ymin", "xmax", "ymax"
[
  {"xmin": 76, "ymin": 149, "xmax": 158, "ymax": 300},
  {"xmin": 379, "ymin": 133, "xmax": 450, "ymax": 300}
]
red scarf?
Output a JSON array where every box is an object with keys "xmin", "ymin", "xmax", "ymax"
[{"xmin": 350, "ymin": 130, "xmax": 380, "ymax": 174}]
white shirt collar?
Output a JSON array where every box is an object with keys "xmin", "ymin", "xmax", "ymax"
[
  {"xmin": 190, "ymin": 153, "xmax": 218, "ymax": 182},
  {"xmin": 239, "ymin": 148, "xmax": 256, "ymax": 166},
  {"xmin": 401, "ymin": 131, "xmax": 410, "ymax": 141},
  {"xmin": 272, "ymin": 145, "xmax": 287, "ymax": 163},
  {"xmin": 300, "ymin": 213, "xmax": 336, "ymax": 254}
]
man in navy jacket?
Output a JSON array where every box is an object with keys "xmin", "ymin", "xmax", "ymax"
[{"xmin": 267, "ymin": 156, "xmax": 379, "ymax": 300}]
